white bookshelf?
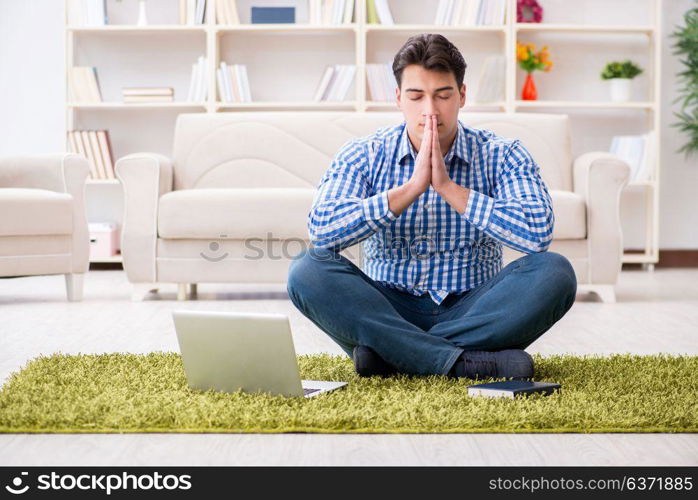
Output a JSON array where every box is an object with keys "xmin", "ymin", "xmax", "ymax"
[{"xmin": 65, "ymin": 0, "xmax": 662, "ymax": 268}]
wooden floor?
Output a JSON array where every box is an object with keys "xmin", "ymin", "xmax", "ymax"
[{"xmin": 1, "ymin": 268, "xmax": 696, "ymax": 466}]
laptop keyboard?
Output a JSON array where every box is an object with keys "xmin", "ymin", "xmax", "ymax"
[{"xmin": 303, "ymin": 388, "xmax": 321, "ymax": 396}]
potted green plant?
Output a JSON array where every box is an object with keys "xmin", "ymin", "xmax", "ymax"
[
  {"xmin": 601, "ymin": 61, "xmax": 643, "ymax": 102},
  {"xmin": 670, "ymin": 3, "xmax": 697, "ymax": 158}
]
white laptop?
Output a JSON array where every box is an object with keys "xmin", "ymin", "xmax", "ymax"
[{"xmin": 172, "ymin": 310, "xmax": 347, "ymax": 398}]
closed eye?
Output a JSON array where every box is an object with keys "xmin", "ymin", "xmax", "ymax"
[{"xmin": 409, "ymin": 96, "xmax": 450, "ymax": 101}]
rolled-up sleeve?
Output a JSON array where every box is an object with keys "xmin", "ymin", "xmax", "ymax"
[
  {"xmin": 463, "ymin": 139, "xmax": 554, "ymax": 253},
  {"xmin": 308, "ymin": 139, "xmax": 397, "ymax": 251}
]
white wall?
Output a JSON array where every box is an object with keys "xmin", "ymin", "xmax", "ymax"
[
  {"xmin": 0, "ymin": 0, "xmax": 695, "ymax": 248},
  {"xmin": 0, "ymin": 0, "xmax": 65, "ymax": 155}
]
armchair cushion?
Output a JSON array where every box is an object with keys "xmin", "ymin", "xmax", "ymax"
[
  {"xmin": 0, "ymin": 188, "xmax": 73, "ymax": 236},
  {"xmin": 549, "ymin": 190, "xmax": 586, "ymax": 240},
  {"xmin": 157, "ymin": 187, "xmax": 314, "ymax": 240}
]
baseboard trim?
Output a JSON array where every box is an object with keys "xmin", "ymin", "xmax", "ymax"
[
  {"xmin": 89, "ymin": 262, "xmax": 123, "ymax": 271},
  {"xmin": 623, "ymin": 249, "xmax": 698, "ymax": 268},
  {"xmin": 88, "ymin": 251, "xmax": 698, "ymax": 272}
]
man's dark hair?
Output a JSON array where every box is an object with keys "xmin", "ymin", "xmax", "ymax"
[{"xmin": 392, "ymin": 34, "xmax": 467, "ymax": 90}]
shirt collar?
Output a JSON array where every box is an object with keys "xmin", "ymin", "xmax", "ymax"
[{"xmin": 397, "ymin": 120, "xmax": 469, "ymax": 165}]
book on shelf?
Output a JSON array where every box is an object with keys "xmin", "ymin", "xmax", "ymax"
[
  {"xmin": 217, "ymin": 63, "xmax": 251, "ymax": 102},
  {"xmin": 123, "ymin": 95, "xmax": 175, "ymax": 103},
  {"xmin": 217, "ymin": 62, "xmax": 233, "ymax": 102},
  {"xmin": 217, "ymin": 64, "xmax": 230, "ymax": 101},
  {"xmin": 308, "ymin": 0, "xmax": 356, "ymax": 25},
  {"xmin": 369, "ymin": 0, "xmax": 393, "ymax": 25},
  {"xmin": 366, "ymin": 0, "xmax": 379, "ymax": 24},
  {"xmin": 238, "ymin": 65, "xmax": 251, "ymax": 101},
  {"xmin": 186, "ymin": 56, "xmax": 209, "ymax": 102},
  {"xmin": 66, "ymin": 0, "xmax": 108, "ymax": 26},
  {"xmin": 365, "ymin": 0, "xmax": 394, "ymax": 25},
  {"xmin": 366, "ymin": 63, "xmax": 398, "ymax": 102},
  {"xmin": 122, "ymin": 87, "xmax": 174, "ymax": 97},
  {"xmin": 67, "ymin": 130, "xmax": 115, "ymax": 180},
  {"xmin": 180, "ymin": 0, "xmax": 207, "ymax": 25},
  {"xmin": 122, "ymin": 87, "xmax": 174, "ymax": 103},
  {"xmin": 251, "ymin": 7, "xmax": 295, "ymax": 24},
  {"xmin": 215, "ymin": 0, "xmax": 240, "ymax": 25},
  {"xmin": 474, "ymin": 55, "xmax": 505, "ymax": 103},
  {"xmin": 609, "ymin": 132, "xmax": 655, "ymax": 183},
  {"xmin": 69, "ymin": 67, "xmax": 103, "ymax": 103},
  {"xmin": 313, "ymin": 64, "xmax": 356, "ymax": 102},
  {"xmin": 435, "ymin": 0, "xmax": 507, "ymax": 26}
]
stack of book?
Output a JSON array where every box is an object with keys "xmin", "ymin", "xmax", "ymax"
[
  {"xmin": 67, "ymin": 130, "xmax": 115, "ymax": 180},
  {"xmin": 122, "ymin": 87, "xmax": 174, "ymax": 103},
  {"xmin": 66, "ymin": 0, "xmax": 108, "ymax": 26},
  {"xmin": 314, "ymin": 64, "xmax": 357, "ymax": 102},
  {"xmin": 434, "ymin": 0, "xmax": 507, "ymax": 26},
  {"xmin": 308, "ymin": 0, "xmax": 356, "ymax": 25},
  {"xmin": 186, "ymin": 56, "xmax": 209, "ymax": 102},
  {"xmin": 69, "ymin": 67, "xmax": 102, "ymax": 103},
  {"xmin": 609, "ymin": 132, "xmax": 655, "ymax": 183},
  {"xmin": 366, "ymin": 63, "xmax": 398, "ymax": 102},
  {"xmin": 179, "ymin": 0, "xmax": 208, "ymax": 25},
  {"xmin": 217, "ymin": 63, "xmax": 252, "ymax": 102},
  {"xmin": 366, "ymin": 0, "xmax": 394, "ymax": 25},
  {"xmin": 474, "ymin": 55, "xmax": 506, "ymax": 102},
  {"xmin": 215, "ymin": 0, "xmax": 240, "ymax": 24}
]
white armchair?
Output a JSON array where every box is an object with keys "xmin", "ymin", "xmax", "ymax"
[
  {"xmin": 0, "ymin": 154, "xmax": 90, "ymax": 301},
  {"xmin": 117, "ymin": 111, "xmax": 629, "ymax": 302}
]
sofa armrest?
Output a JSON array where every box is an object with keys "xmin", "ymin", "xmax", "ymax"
[
  {"xmin": 0, "ymin": 153, "xmax": 90, "ymax": 273},
  {"xmin": 573, "ymin": 152, "xmax": 631, "ymax": 284},
  {"xmin": 115, "ymin": 153, "xmax": 173, "ymax": 282}
]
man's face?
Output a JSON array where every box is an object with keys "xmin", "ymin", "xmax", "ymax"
[{"xmin": 396, "ymin": 64, "xmax": 466, "ymax": 150}]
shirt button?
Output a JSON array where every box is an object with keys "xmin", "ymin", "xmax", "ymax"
[{"xmin": 424, "ymin": 203, "xmax": 429, "ymax": 210}]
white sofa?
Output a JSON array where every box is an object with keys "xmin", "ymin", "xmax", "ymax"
[
  {"xmin": 117, "ymin": 111, "xmax": 629, "ymax": 302},
  {"xmin": 0, "ymin": 154, "xmax": 90, "ymax": 301}
]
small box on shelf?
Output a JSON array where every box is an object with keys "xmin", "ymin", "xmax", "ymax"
[
  {"xmin": 251, "ymin": 7, "xmax": 295, "ymax": 24},
  {"xmin": 88, "ymin": 222, "xmax": 121, "ymax": 260}
]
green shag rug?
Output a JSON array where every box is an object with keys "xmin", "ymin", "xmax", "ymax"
[{"xmin": 1, "ymin": 352, "xmax": 696, "ymax": 434}]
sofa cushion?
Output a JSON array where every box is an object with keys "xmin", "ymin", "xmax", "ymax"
[
  {"xmin": 550, "ymin": 190, "xmax": 586, "ymax": 240},
  {"xmin": 158, "ymin": 188, "xmax": 315, "ymax": 240},
  {"xmin": 0, "ymin": 188, "xmax": 73, "ymax": 236},
  {"xmin": 158, "ymin": 188, "xmax": 586, "ymax": 241}
]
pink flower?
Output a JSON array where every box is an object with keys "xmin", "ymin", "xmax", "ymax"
[{"xmin": 517, "ymin": 0, "xmax": 544, "ymax": 23}]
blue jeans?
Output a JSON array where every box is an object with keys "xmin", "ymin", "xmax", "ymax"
[{"xmin": 286, "ymin": 247, "xmax": 577, "ymax": 376}]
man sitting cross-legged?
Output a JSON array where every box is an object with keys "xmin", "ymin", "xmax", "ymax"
[{"xmin": 287, "ymin": 34, "xmax": 577, "ymax": 380}]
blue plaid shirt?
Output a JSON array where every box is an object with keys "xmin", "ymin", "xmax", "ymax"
[{"xmin": 307, "ymin": 120, "xmax": 555, "ymax": 305}]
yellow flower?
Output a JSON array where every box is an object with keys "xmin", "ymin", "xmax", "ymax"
[{"xmin": 517, "ymin": 46, "xmax": 528, "ymax": 61}]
